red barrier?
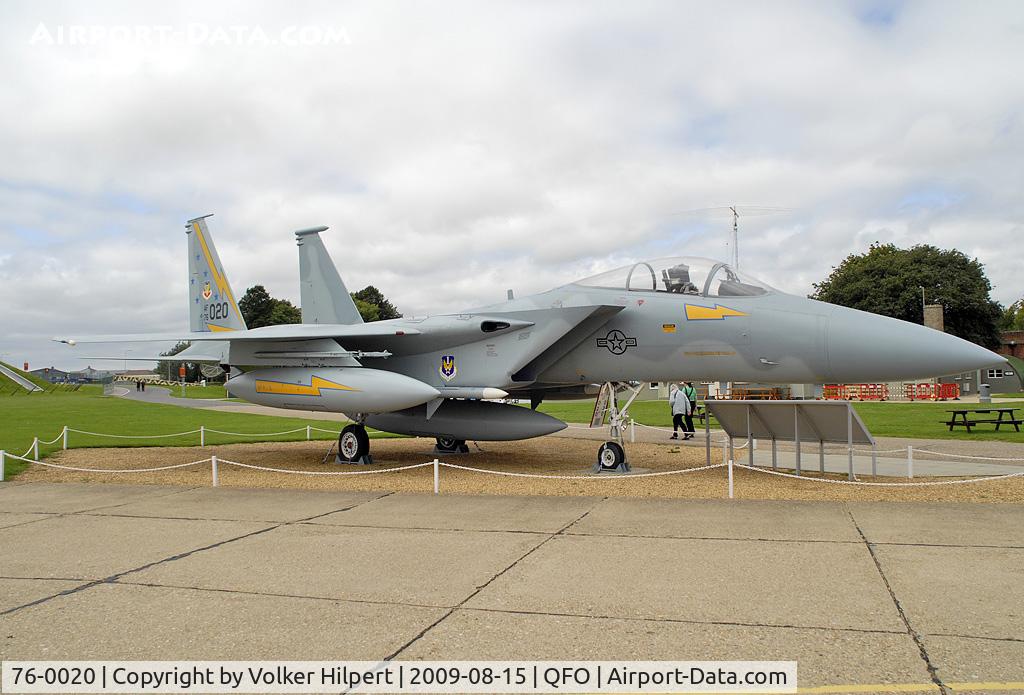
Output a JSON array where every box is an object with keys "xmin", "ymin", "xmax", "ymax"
[
  {"xmin": 823, "ymin": 384, "xmax": 889, "ymax": 401},
  {"xmin": 824, "ymin": 383, "xmax": 959, "ymax": 401}
]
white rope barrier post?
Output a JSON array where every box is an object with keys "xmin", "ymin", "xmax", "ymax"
[
  {"xmin": 728, "ymin": 457, "xmax": 734, "ymax": 499},
  {"xmin": 32, "ymin": 437, "xmax": 39, "ymax": 461},
  {"xmin": 62, "ymin": 425, "xmax": 68, "ymax": 450},
  {"xmin": 771, "ymin": 437, "xmax": 778, "ymax": 470},
  {"xmin": 907, "ymin": 445, "xmax": 914, "ymax": 479},
  {"xmin": 847, "ymin": 406, "xmax": 854, "ymax": 482},
  {"xmin": 211, "ymin": 455, "xmax": 219, "ymax": 487},
  {"xmin": 433, "ymin": 458, "xmax": 440, "ymax": 495},
  {"xmin": 200, "ymin": 426, "xmax": 205, "ymax": 448},
  {"xmin": 306, "ymin": 425, "xmax": 311, "ymax": 441},
  {"xmin": 0, "ymin": 450, "xmax": 5, "ymax": 482},
  {"xmin": 630, "ymin": 419, "xmax": 635, "ymax": 443},
  {"xmin": 704, "ymin": 409, "xmax": 711, "ymax": 466},
  {"xmin": 746, "ymin": 405, "xmax": 754, "ymax": 469},
  {"xmin": 872, "ymin": 442, "xmax": 877, "ymax": 477},
  {"xmin": 794, "ymin": 408, "xmax": 801, "ymax": 476}
]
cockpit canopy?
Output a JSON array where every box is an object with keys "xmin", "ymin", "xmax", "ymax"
[{"xmin": 573, "ymin": 257, "xmax": 774, "ymax": 297}]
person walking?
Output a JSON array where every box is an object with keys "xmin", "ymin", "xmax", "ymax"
[
  {"xmin": 682, "ymin": 381, "xmax": 698, "ymax": 439},
  {"xmin": 669, "ymin": 382, "xmax": 691, "ymax": 440}
]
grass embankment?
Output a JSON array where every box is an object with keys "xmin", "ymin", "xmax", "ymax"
[
  {"xmin": 537, "ymin": 398, "xmax": 1024, "ymax": 442},
  {"xmin": 0, "ymin": 387, "xmax": 392, "ymax": 478},
  {"xmin": 0, "ymin": 361, "xmax": 80, "ymax": 394}
]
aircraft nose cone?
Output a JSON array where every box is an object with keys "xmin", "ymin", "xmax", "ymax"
[{"xmin": 827, "ymin": 306, "xmax": 1005, "ymax": 382}]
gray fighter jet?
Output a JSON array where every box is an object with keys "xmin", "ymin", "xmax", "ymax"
[{"xmin": 63, "ymin": 216, "xmax": 1004, "ymax": 467}]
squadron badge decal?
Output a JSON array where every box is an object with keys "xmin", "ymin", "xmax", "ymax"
[
  {"xmin": 439, "ymin": 354, "xmax": 457, "ymax": 381},
  {"xmin": 202, "ymin": 281, "xmax": 213, "ymax": 300}
]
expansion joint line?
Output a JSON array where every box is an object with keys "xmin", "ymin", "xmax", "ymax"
[
  {"xmin": 0, "ymin": 492, "xmax": 391, "ymax": 618},
  {"xmin": 381, "ymin": 497, "xmax": 608, "ymax": 664},
  {"xmin": 846, "ymin": 507, "xmax": 948, "ymax": 695}
]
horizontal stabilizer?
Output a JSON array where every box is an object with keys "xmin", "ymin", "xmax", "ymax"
[{"xmin": 60, "ymin": 323, "xmax": 422, "ymax": 344}]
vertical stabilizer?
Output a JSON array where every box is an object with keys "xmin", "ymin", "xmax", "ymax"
[
  {"xmin": 296, "ymin": 226, "xmax": 364, "ymax": 325},
  {"xmin": 186, "ymin": 215, "xmax": 247, "ymax": 332}
]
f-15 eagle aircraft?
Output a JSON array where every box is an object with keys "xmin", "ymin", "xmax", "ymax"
[{"xmin": 63, "ymin": 215, "xmax": 1004, "ymax": 467}]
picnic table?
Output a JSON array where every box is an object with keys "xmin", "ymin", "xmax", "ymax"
[{"xmin": 944, "ymin": 408, "xmax": 1022, "ymax": 432}]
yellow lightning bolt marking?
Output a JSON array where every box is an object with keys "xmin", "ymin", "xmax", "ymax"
[
  {"xmin": 192, "ymin": 220, "xmax": 244, "ymax": 328},
  {"xmin": 685, "ymin": 303, "xmax": 749, "ymax": 320},
  {"xmin": 255, "ymin": 376, "xmax": 359, "ymax": 396}
]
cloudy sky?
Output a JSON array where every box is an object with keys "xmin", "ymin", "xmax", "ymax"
[{"xmin": 2, "ymin": 0, "xmax": 1022, "ymax": 370}]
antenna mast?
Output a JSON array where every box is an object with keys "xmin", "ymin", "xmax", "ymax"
[{"xmin": 729, "ymin": 206, "xmax": 739, "ymax": 269}]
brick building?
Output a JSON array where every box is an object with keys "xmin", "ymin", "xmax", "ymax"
[{"xmin": 999, "ymin": 330, "xmax": 1024, "ymax": 360}]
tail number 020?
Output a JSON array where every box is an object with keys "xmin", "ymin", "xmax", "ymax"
[{"xmin": 207, "ymin": 302, "xmax": 230, "ymax": 320}]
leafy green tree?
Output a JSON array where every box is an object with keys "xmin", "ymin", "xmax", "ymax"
[
  {"xmin": 353, "ymin": 297, "xmax": 380, "ymax": 322},
  {"xmin": 267, "ymin": 299, "xmax": 301, "ymax": 325},
  {"xmin": 811, "ymin": 243, "xmax": 1002, "ymax": 349},
  {"xmin": 239, "ymin": 285, "xmax": 301, "ymax": 328},
  {"xmin": 352, "ymin": 286, "xmax": 401, "ymax": 321},
  {"xmin": 1001, "ymin": 299, "xmax": 1024, "ymax": 331},
  {"xmin": 239, "ymin": 285, "xmax": 274, "ymax": 328}
]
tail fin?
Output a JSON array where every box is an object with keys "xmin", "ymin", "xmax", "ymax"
[
  {"xmin": 295, "ymin": 226, "xmax": 364, "ymax": 325},
  {"xmin": 186, "ymin": 215, "xmax": 247, "ymax": 332}
]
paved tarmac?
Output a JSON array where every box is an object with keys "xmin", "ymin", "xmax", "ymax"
[{"xmin": 0, "ymin": 482, "xmax": 1021, "ymax": 693}]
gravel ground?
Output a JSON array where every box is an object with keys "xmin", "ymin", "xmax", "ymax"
[{"xmin": 15, "ymin": 437, "xmax": 1024, "ymax": 503}]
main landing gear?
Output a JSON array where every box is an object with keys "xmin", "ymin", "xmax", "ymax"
[
  {"xmin": 337, "ymin": 424, "xmax": 373, "ymax": 465},
  {"xmin": 434, "ymin": 436, "xmax": 470, "ymax": 454},
  {"xmin": 592, "ymin": 381, "xmax": 644, "ymax": 473}
]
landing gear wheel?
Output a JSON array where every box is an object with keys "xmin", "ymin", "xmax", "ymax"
[
  {"xmin": 435, "ymin": 437, "xmax": 470, "ymax": 454},
  {"xmin": 338, "ymin": 424, "xmax": 370, "ymax": 463},
  {"xmin": 596, "ymin": 441, "xmax": 626, "ymax": 471}
]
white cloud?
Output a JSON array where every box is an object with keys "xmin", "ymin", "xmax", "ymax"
[{"xmin": 1, "ymin": 0, "xmax": 1023, "ymax": 369}]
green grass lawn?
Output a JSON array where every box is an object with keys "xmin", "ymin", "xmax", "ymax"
[
  {"xmin": 161, "ymin": 383, "xmax": 237, "ymax": 400},
  {"xmin": 538, "ymin": 398, "xmax": 1024, "ymax": 442},
  {"xmin": 0, "ymin": 387, "xmax": 392, "ymax": 478}
]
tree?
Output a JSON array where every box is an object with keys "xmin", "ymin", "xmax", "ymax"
[
  {"xmin": 239, "ymin": 285, "xmax": 275, "ymax": 328},
  {"xmin": 353, "ymin": 297, "xmax": 380, "ymax": 322},
  {"xmin": 811, "ymin": 243, "xmax": 1003, "ymax": 349},
  {"xmin": 1002, "ymin": 299, "xmax": 1024, "ymax": 331},
  {"xmin": 352, "ymin": 286, "xmax": 401, "ymax": 321},
  {"xmin": 156, "ymin": 340, "xmax": 201, "ymax": 382},
  {"xmin": 239, "ymin": 285, "xmax": 301, "ymax": 328}
]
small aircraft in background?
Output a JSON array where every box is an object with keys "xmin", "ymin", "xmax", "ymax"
[{"xmin": 61, "ymin": 216, "xmax": 1004, "ymax": 468}]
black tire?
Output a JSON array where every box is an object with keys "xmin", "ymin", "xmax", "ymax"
[
  {"xmin": 436, "ymin": 436, "xmax": 468, "ymax": 453},
  {"xmin": 597, "ymin": 441, "xmax": 625, "ymax": 470},
  {"xmin": 338, "ymin": 424, "xmax": 370, "ymax": 462}
]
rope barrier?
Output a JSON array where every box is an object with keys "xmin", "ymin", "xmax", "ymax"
[
  {"xmin": 735, "ymin": 464, "xmax": 1024, "ymax": 487},
  {"xmin": 203, "ymin": 427, "xmax": 307, "ymax": 437},
  {"xmin": 912, "ymin": 449, "xmax": 1024, "ymax": 462},
  {"xmin": 309, "ymin": 427, "xmax": 343, "ymax": 435},
  {"xmin": 219, "ymin": 460, "xmax": 434, "ymax": 476},
  {"xmin": 67, "ymin": 428, "xmax": 202, "ymax": 439},
  {"xmin": 3, "ymin": 452, "xmax": 211, "ymax": 473},
  {"xmin": 437, "ymin": 461, "xmax": 728, "ymax": 480}
]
